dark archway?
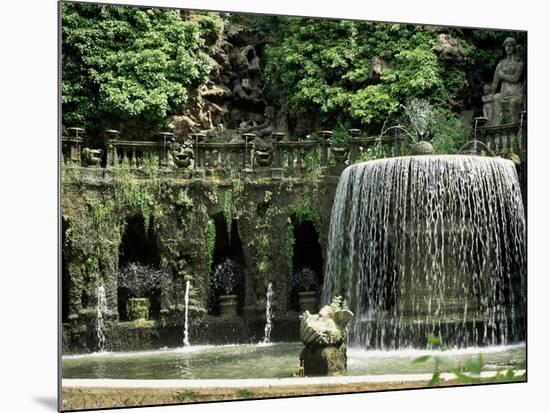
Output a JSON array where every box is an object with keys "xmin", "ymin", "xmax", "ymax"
[
  {"xmin": 61, "ymin": 218, "xmax": 70, "ymax": 323},
  {"xmin": 117, "ymin": 215, "xmax": 161, "ymax": 321},
  {"xmin": 289, "ymin": 217, "xmax": 323, "ymax": 311},
  {"xmin": 209, "ymin": 213, "xmax": 246, "ymax": 315}
]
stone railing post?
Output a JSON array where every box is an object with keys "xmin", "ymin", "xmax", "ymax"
[
  {"xmin": 104, "ymin": 129, "xmax": 120, "ymax": 166},
  {"xmin": 242, "ymin": 133, "xmax": 256, "ymax": 172},
  {"xmin": 320, "ymin": 130, "xmax": 333, "ymax": 167},
  {"xmin": 192, "ymin": 133, "xmax": 206, "ymax": 169},
  {"xmin": 349, "ymin": 139, "xmax": 360, "ymax": 163},
  {"xmin": 271, "ymin": 132, "xmax": 285, "ymax": 179},
  {"xmin": 63, "ymin": 127, "xmax": 84, "ymax": 165},
  {"xmin": 159, "ymin": 132, "xmax": 174, "ymax": 167}
]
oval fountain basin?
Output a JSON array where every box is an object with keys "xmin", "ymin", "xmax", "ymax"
[
  {"xmin": 323, "ymin": 155, "xmax": 526, "ymax": 349},
  {"xmin": 62, "ymin": 342, "xmax": 525, "ymax": 379}
]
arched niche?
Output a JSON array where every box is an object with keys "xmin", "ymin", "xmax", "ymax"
[
  {"xmin": 288, "ymin": 216, "xmax": 323, "ymax": 311},
  {"xmin": 117, "ymin": 215, "xmax": 161, "ymax": 321},
  {"xmin": 209, "ymin": 213, "xmax": 246, "ymax": 315}
]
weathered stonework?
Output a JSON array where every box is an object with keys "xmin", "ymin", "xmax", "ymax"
[{"xmin": 61, "ymin": 166, "xmax": 338, "ymax": 353}]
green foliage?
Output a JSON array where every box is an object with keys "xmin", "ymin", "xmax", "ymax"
[
  {"xmin": 429, "ymin": 108, "xmax": 471, "ymax": 154},
  {"xmin": 330, "ymin": 123, "xmax": 351, "ymax": 148},
  {"xmin": 264, "ymin": 20, "xmax": 448, "ymax": 132},
  {"xmin": 285, "ymin": 218, "xmax": 295, "ymax": 278},
  {"xmin": 253, "ymin": 203, "xmax": 284, "ymax": 290},
  {"xmin": 223, "ymin": 189, "xmax": 234, "ymax": 239},
  {"xmin": 355, "ymin": 144, "xmax": 385, "ymax": 163},
  {"xmin": 113, "ymin": 161, "xmax": 164, "ymax": 232},
  {"xmin": 414, "ymin": 333, "xmax": 525, "ymax": 387},
  {"xmin": 62, "ymin": 3, "xmax": 218, "ymax": 137},
  {"xmin": 205, "ymin": 218, "xmax": 216, "ymax": 280},
  {"xmin": 262, "ymin": 18, "xmax": 522, "ymax": 135},
  {"xmin": 175, "ymin": 188, "xmax": 193, "ymax": 223},
  {"xmin": 329, "ymin": 295, "xmax": 347, "ymax": 311}
]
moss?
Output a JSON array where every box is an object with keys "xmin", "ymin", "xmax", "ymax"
[
  {"xmin": 223, "ymin": 189, "xmax": 234, "ymax": 238},
  {"xmin": 285, "ymin": 218, "xmax": 295, "ymax": 280},
  {"xmin": 61, "ymin": 162, "xmax": 340, "ymax": 352},
  {"xmin": 204, "ymin": 218, "xmax": 216, "ymax": 299}
]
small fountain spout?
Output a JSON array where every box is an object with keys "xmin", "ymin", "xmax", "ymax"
[
  {"xmin": 96, "ymin": 285, "xmax": 107, "ymax": 352},
  {"xmin": 183, "ymin": 280, "xmax": 191, "ymax": 347},
  {"xmin": 263, "ymin": 282, "xmax": 274, "ymax": 344}
]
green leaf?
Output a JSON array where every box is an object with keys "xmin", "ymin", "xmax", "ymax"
[
  {"xmin": 427, "ymin": 333, "xmax": 442, "ymax": 347},
  {"xmin": 465, "ymin": 354, "xmax": 484, "ymax": 375},
  {"xmin": 412, "ymin": 355, "xmax": 431, "ymax": 364},
  {"xmin": 428, "ymin": 371, "xmax": 441, "ymax": 387}
]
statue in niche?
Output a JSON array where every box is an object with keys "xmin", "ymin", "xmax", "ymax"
[{"xmin": 488, "ymin": 37, "xmax": 525, "ymax": 125}]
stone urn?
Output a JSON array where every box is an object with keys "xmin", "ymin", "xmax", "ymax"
[
  {"xmin": 219, "ymin": 294, "xmax": 238, "ymax": 317},
  {"xmin": 299, "ymin": 297, "xmax": 353, "ymax": 376},
  {"xmin": 298, "ymin": 291, "xmax": 317, "ymax": 313},
  {"xmin": 127, "ymin": 297, "xmax": 150, "ymax": 321}
]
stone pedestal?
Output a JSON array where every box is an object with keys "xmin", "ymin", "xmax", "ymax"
[
  {"xmin": 300, "ymin": 343, "xmax": 347, "ymax": 376},
  {"xmin": 298, "ymin": 291, "xmax": 317, "ymax": 313},
  {"xmin": 219, "ymin": 294, "xmax": 238, "ymax": 317}
]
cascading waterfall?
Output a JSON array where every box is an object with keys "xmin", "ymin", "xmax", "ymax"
[
  {"xmin": 96, "ymin": 285, "xmax": 108, "ymax": 352},
  {"xmin": 183, "ymin": 280, "xmax": 191, "ymax": 347},
  {"xmin": 322, "ymin": 155, "xmax": 526, "ymax": 349},
  {"xmin": 263, "ymin": 282, "xmax": 274, "ymax": 344}
]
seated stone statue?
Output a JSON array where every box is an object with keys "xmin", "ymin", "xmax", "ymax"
[
  {"xmin": 489, "ymin": 37, "xmax": 525, "ymax": 125},
  {"xmin": 241, "ymin": 106, "xmax": 276, "ymax": 138},
  {"xmin": 481, "ymin": 84, "xmax": 495, "ymax": 122}
]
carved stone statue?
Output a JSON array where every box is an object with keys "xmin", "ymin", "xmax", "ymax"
[
  {"xmin": 253, "ymin": 135, "xmax": 274, "ymax": 167},
  {"xmin": 368, "ymin": 56, "xmax": 387, "ymax": 82},
  {"xmin": 481, "ymin": 84, "xmax": 495, "ymax": 122},
  {"xmin": 82, "ymin": 147, "xmax": 103, "ymax": 166},
  {"xmin": 299, "ymin": 297, "xmax": 353, "ymax": 376},
  {"xmin": 170, "ymin": 140, "xmax": 194, "ymax": 169},
  {"xmin": 241, "ymin": 106, "xmax": 276, "ymax": 138},
  {"xmin": 489, "ymin": 37, "xmax": 525, "ymax": 125}
]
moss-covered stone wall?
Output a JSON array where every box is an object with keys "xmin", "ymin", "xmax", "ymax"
[{"xmin": 61, "ymin": 164, "xmax": 338, "ymax": 353}]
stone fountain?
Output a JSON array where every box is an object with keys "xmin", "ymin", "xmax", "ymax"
[{"xmin": 322, "ymin": 155, "xmax": 526, "ymax": 349}]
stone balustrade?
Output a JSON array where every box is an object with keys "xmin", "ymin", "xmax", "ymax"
[
  {"xmin": 104, "ymin": 130, "xmax": 173, "ymax": 167},
  {"xmin": 473, "ymin": 112, "xmax": 526, "ymax": 157},
  {"xmin": 349, "ymin": 135, "xmax": 404, "ymax": 163},
  {"xmin": 61, "ymin": 119, "xmax": 525, "ymax": 177},
  {"xmin": 61, "ymin": 127, "xmax": 84, "ymax": 165}
]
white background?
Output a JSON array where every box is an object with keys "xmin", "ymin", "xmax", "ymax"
[{"xmin": 1, "ymin": 0, "xmax": 548, "ymax": 412}]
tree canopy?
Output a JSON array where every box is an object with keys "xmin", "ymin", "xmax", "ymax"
[
  {"xmin": 61, "ymin": 3, "xmax": 525, "ymax": 144},
  {"xmin": 61, "ymin": 3, "xmax": 218, "ymax": 137}
]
